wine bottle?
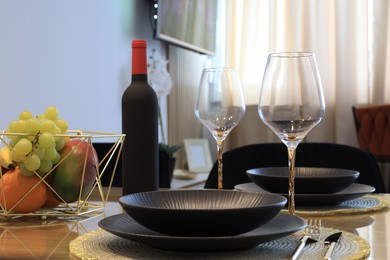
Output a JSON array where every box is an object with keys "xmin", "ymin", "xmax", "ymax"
[{"xmin": 121, "ymin": 39, "xmax": 159, "ymax": 195}]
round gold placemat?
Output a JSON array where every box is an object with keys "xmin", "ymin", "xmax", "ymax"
[
  {"xmin": 70, "ymin": 227, "xmax": 370, "ymax": 260},
  {"xmin": 290, "ymin": 194, "xmax": 390, "ymax": 217}
]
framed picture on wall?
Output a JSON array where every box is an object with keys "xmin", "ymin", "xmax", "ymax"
[{"xmin": 184, "ymin": 139, "xmax": 213, "ymax": 173}]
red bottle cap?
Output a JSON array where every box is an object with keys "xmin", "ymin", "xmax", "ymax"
[
  {"xmin": 132, "ymin": 40, "xmax": 147, "ymax": 75},
  {"xmin": 132, "ymin": 40, "xmax": 147, "ymax": 48}
]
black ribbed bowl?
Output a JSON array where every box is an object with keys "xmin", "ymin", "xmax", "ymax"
[
  {"xmin": 247, "ymin": 167, "xmax": 360, "ymax": 194},
  {"xmin": 119, "ymin": 190, "xmax": 287, "ymax": 237}
]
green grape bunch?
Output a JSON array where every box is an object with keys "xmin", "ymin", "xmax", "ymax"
[{"xmin": 5, "ymin": 106, "xmax": 69, "ymax": 177}]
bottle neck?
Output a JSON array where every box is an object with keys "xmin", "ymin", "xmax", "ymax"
[
  {"xmin": 132, "ymin": 74, "xmax": 148, "ymax": 81},
  {"xmin": 132, "ymin": 45, "xmax": 147, "ymax": 75}
]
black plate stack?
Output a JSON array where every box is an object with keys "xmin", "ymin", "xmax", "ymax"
[
  {"xmin": 243, "ymin": 167, "xmax": 375, "ymax": 206},
  {"xmin": 98, "ymin": 189, "xmax": 307, "ymax": 251}
]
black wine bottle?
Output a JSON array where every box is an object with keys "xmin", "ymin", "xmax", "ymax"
[{"xmin": 121, "ymin": 40, "xmax": 159, "ymax": 195}]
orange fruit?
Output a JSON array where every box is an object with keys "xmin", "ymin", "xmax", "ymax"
[
  {"xmin": 42, "ymin": 188, "xmax": 61, "ymax": 208},
  {"xmin": 0, "ymin": 167, "xmax": 47, "ymax": 213}
]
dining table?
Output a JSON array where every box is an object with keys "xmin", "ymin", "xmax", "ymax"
[{"xmin": 0, "ymin": 186, "xmax": 389, "ymax": 259}]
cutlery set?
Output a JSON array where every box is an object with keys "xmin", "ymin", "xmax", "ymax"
[{"xmin": 290, "ymin": 219, "xmax": 343, "ymax": 260}]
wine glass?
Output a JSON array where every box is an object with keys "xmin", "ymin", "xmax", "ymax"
[
  {"xmin": 195, "ymin": 68, "xmax": 246, "ymax": 190},
  {"xmin": 258, "ymin": 52, "xmax": 325, "ymax": 214}
]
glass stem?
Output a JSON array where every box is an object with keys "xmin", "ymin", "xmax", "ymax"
[
  {"xmin": 216, "ymin": 140, "xmax": 224, "ymax": 190},
  {"xmin": 287, "ymin": 146, "xmax": 296, "ymax": 214}
]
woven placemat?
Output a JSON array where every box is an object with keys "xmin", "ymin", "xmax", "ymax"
[
  {"xmin": 70, "ymin": 227, "xmax": 370, "ymax": 260},
  {"xmin": 290, "ymin": 194, "xmax": 390, "ymax": 217}
]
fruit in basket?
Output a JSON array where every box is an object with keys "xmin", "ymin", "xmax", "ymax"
[
  {"xmin": 50, "ymin": 139, "xmax": 99, "ymax": 203},
  {"xmin": 0, "ymin": 167, "xmax": 47, "ymax": 213},
  {"xmin": 0, "ymin": 146, "xmax": 14, "ymax": 172},
  {"xmin": 40, "ymin": 173, "xmax": 62, "ymax": 208},
  {"xmin": 42, "ymin": 188, "xmax": 61, "ymax": 208},
  {"xmin": 6, "ymin": 106, "xmax": 69, "ymax": 177}
]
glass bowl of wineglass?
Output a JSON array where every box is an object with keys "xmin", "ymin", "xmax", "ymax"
[
  {"xmin": 195, "ymin": 68, "xmax": 246, "ymax": 189},
  {"xmin": 258, "ymin": 52, "xmax": 326, "ymax": 214}
]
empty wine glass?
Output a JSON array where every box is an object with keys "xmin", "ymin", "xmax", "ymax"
[
  {"xmin": 258, "ymin": 52, "xmax": 325, "ymax": 214},
  {"xmin": 195, "ymin": 68, "xmax": 246, "ymax": 190}
]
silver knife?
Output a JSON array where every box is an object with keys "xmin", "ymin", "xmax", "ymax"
[{"xmin": 323, "ymin": 232, "xmax": 342, "ymax": 260}]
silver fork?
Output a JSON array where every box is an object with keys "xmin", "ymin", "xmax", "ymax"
[{"xmin": 290, "ymin": 219, "xmax": 321, "ymax": 260}]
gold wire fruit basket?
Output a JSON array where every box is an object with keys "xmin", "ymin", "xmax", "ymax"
[{"xmin": 0, "ymin": 130, "xmax": 125, "ymax": 219}]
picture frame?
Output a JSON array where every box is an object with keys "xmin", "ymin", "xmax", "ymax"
[
  {"xmin": 153, "ymin": 0, "xmax": 218, "ymax": 55},
  {"xmin": 184, "ymin": 139, "xmax": 213, "ymax": 173}
]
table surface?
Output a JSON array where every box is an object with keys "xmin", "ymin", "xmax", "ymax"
[
  {"xmin": 1, "ymin": 188, "xmax": 389, "ymax": 260},
  {"xmin": 170, "ymin": 171, "xmax": 208, "ymax": 189}
]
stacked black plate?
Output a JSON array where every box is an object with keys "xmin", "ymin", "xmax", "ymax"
[
  {"xmin": 98, "ymin": 189, "xmax": 306, "ymax": 251},
  {"xmin": 242, "ymin": 167, "xmax": 375, "ymax": 206}
]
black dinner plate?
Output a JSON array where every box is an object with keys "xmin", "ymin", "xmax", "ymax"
[
  {"xmin": 235, "ymin": 183, "xmax": 375, "ymax": 206},
  {"xmin": 247, "ymin": 167, "xmax": 359, "ymax": 194},
  {"xmin": 98, "ymin": 212, "xmax": 305, "ymax": 252}
]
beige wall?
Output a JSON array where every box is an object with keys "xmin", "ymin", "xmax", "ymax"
[{"xmin": 168, "ymin": 46, "xmax": 207, "ymax": 168}]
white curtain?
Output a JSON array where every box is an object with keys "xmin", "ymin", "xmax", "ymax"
[{"xmin": 220, "ymin": 0, "xmax": 390, "ymax": 150}]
